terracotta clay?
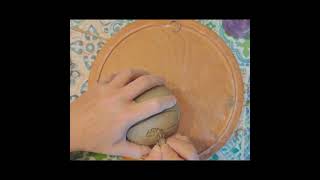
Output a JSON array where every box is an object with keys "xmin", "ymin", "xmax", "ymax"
[
  {"xmin": 127, "ymin": 86, "xmax": 180, "ymax": 146},
  {"xmin": 88, "ymin": 20, "xmax": 244, "ymax": 160}
]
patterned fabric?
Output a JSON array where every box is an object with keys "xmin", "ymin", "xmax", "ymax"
[{"xmin": 70, "ymin": 20, "xmax": 250, "ymax": 160}]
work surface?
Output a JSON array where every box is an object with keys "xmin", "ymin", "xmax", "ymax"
[{"xmin": 70, "ymin": 20, "xmax": 250, "ymax": 160}]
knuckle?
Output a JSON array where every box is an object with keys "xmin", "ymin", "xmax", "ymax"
[
  {"xmin": 139, "ymin": 75, "xmax": 151, "ymax": 82},
  {"xmin": 123, "ymin": 69, "xmax": 135, "ymax": 77},
  {"xmin": 139, "ymin": 75, "xmax": 154, "ymax": 85}
]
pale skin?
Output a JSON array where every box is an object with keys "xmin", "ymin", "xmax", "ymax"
[{"xmin": 70, "ymin": 69, "xmax": 199, "ymax": 160}]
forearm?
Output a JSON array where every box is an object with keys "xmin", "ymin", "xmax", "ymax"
[
  {"xmin": 70, "ymin": 96, "xmax": 89, "ymax": 152},
  {"xmin": 70, "ymin": 92, "xmax": 97, "ymax": 152},
  {"xmin": 70, "ymin": 102, "xmax": 81, "ymax": 152}
]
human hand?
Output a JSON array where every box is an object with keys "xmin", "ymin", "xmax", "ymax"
[
  {"xmin": 144, "ymin": 134, "xmax": 199, "ymax": 160},
  {"xmin": 70, "ymin": 69, "xmax": 177, "ymax": 159}
]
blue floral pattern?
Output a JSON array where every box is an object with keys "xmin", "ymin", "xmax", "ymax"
[{"xmin": 70, "ymin": 59, "xmax": 80, "ymax": 86}]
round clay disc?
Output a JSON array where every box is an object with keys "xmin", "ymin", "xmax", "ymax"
[{"xmin": 88, "ymin": 20, "xmax": 244, "ymax": 160}]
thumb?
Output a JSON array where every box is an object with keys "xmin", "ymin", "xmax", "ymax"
[
  {"xmin": 160, "ymin": 143, "xmax": 183, "ymax": 160},
  {"xmin": 113, "ymin": 141, "xmax": 151, "ymax": 159},
  {"xmin": 166, "ymin": 136, "xmax": 199, "ymax": 160},
  {"xmin": 144, "ymin": 144, "xmax": 162, "ymax": 160}
]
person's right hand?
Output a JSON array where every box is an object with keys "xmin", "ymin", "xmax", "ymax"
[{"xmin": 144, "ymin": 134, "xmax": 199, "ymax": 160}]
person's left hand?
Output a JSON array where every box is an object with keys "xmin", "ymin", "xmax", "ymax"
[{"xmin": 70, "ymin": 69, "xmax": 177, "ymax": 159}]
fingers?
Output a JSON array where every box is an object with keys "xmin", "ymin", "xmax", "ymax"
[
  {"xmin": 144, "ymin": 144, "xmax": 162, "ymax": 160},
  {"xmin": 125, "ymin": 95, "xmax": 176, "ymax": 128},
  {"xmin": 113, "ymin": 141, "xmax": 151, "ymax": 159},
  {"xmin": 122, "ymin": 75, "xmax": 165, "ymax": 100},
  {"xmin": 172, "ymin": 134, "xmax": 191, "ymax": 143},
  {"xmin": 160, "ymin": 143, "xmax": 183, "ymax": 160},
  {"xmin": 91, "ymin": 72, "xmax": 118, "ymax": 89},
  {"xmin": 108, "ymin": 69, "xmax": 149, "ymax": 88},
  {"xmin": 100, "ymin": 72, "xmax": 117, "ymax": 84},
  {"xmin": 166, "ymin": 135, "xmax": 199, "ymax": 160}
]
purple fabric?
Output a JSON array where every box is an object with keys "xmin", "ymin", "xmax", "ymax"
[{"xmin": 222, "ymin": 20, "xmax": 250, "ymax": 39}]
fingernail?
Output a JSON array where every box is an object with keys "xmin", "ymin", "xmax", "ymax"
[
  {"xmin": 162, "ymin": 96, "xmax": 177, "ymax": 109},
  {"xmin": 157, "ymin": 76, "xmax": 165, "ymax": 83},
  {"xmin": 153, "ymin": 144, "xmax": 161, "ymax": 152},
  {"xmin": 169, "ymin": 96, "xmax": 177, "ymax": 106}
]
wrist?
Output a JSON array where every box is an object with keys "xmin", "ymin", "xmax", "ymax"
[{"xmin": 70, "ymin": 97, "xmax": 87, "ymax": 152}]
